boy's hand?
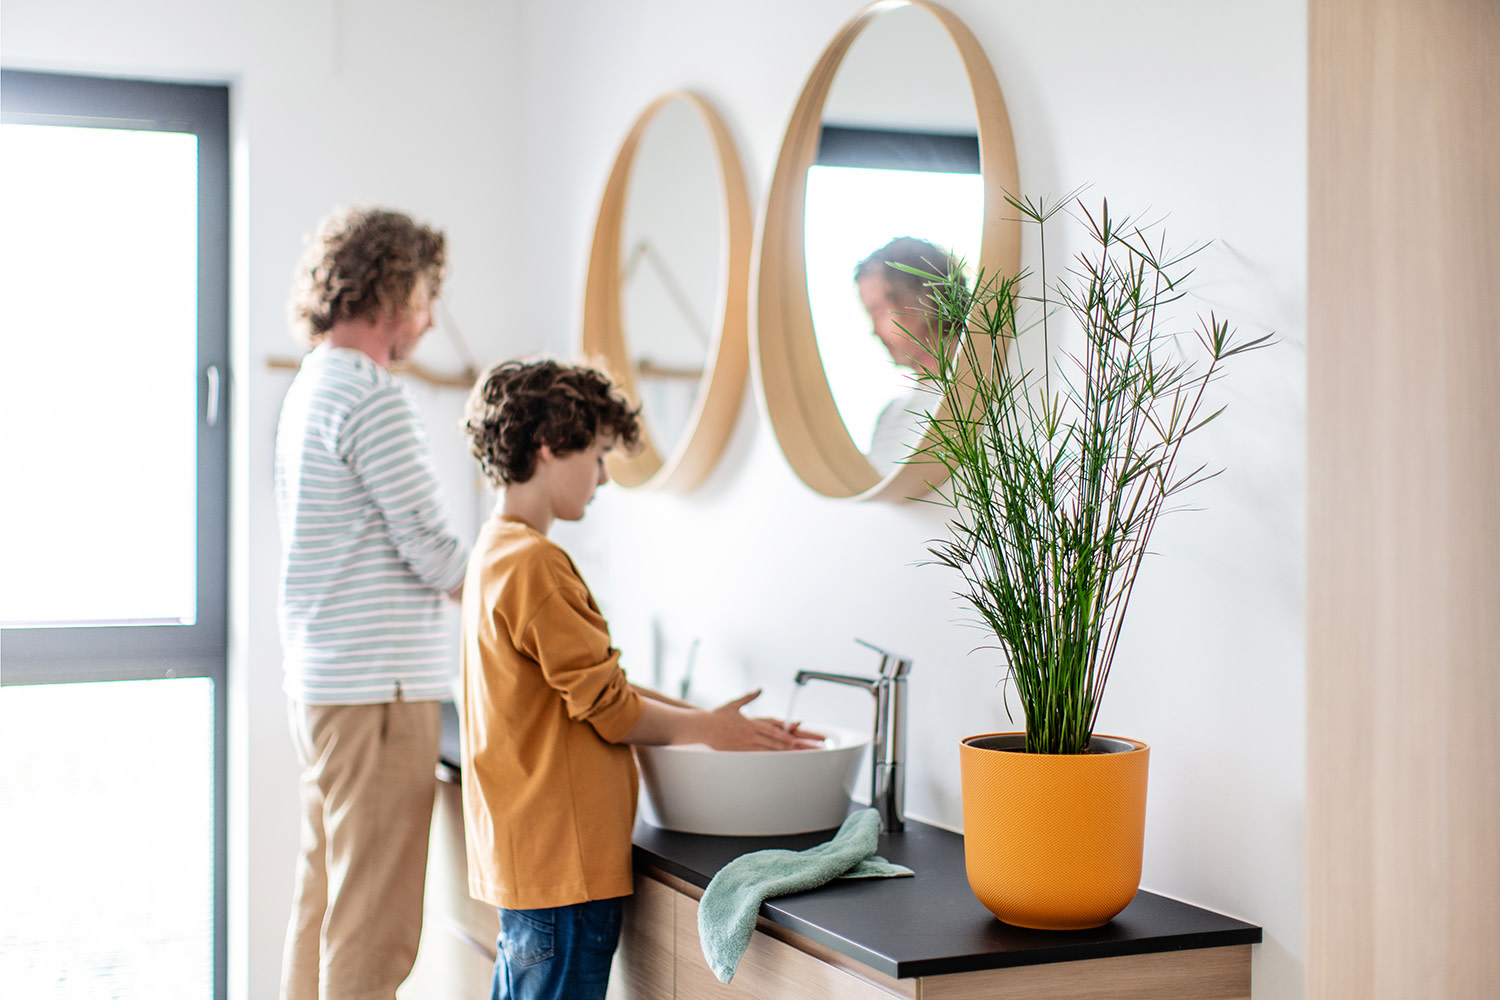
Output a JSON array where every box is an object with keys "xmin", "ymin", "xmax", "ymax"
[
  {"xmin": 622, "ymin": 688, "xmax": 826, "ymax": 750},
  {"xmin": 771, "ymin": 719, "xmax": 829, "ymax": 744},
  {"xmin": 705, "ymin": 690, "xmax": 826, "ymax": 751}
]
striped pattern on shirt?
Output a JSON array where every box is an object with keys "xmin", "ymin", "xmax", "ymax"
[{"xmin": 274, "ymin": 344, "xmax": 469, "ymax": 705}]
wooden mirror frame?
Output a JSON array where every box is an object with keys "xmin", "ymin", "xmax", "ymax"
[
  {"xmin": 581, "ymin": 92, "xmax": 753, "ymax": 491},
  {"xmin": 754, "ymin": 0, "xmax": 1020, "ymax": 501}
]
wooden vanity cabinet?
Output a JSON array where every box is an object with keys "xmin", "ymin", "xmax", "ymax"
[
  {"xmin": 615, "ymin": 873, "xmax": 896, "ymax": 1000},
  {"xmin": 613, "ymin": 872, "xmax": 676, "ymax": 999},
  {"xmin": 615, "ymin": 871, "xmax": 1253, "ymax": 1000},
  {"xmin": 407, "ymin": 724, "xmax": 1256, "ymax": 1000},
  {"xmin": 402, "ymin": 774, "xmax": 500, "ymax": 1000}
]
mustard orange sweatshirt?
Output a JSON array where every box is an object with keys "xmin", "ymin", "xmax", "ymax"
[{"xmin": 460, "ymin": 514, "xmax": 644, "ymax": 910}]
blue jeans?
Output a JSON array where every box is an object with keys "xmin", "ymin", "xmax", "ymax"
[{"xmin": 491, "ymin": 897, "xmax": 624, "ymax": 1000}]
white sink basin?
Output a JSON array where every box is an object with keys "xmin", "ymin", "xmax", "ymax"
[{"xmin": 635, "ymin": 725, "xmax": 869, "ymax": 836}]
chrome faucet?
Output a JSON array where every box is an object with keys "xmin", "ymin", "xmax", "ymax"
[{"xmin": 794, "ymin": 639, "xmax": 912, "ymax": 833}]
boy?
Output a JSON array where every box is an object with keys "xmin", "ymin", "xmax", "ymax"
[{"xmin": 458, "ymin": 358, "xmax": 814, "ymax": 1000}]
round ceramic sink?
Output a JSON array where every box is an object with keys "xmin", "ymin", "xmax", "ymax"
[{"xmin": 635, "ymin": 725, "xmax": 869, "ymax": 836}]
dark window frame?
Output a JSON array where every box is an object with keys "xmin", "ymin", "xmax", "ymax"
[
  {"xmin": 817, "ymin": 123, "xmax": 981, "ymax": 174},
  {"xmin": 1, "ymin": 68, "xmax": 230, "ymax": 1000}
]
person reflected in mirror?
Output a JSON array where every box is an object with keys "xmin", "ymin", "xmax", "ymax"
[
  {"xmin": 854, "ymin": 236, "xmax": 966, "ymax": 470},
  {"xmin": 459, "ymin": 358, "xmax": 821, "ymax": 1000}
]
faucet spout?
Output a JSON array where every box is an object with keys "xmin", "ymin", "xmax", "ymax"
[
  {"xmin": 794, "ymin": 641, "xmax": 913, "ymax": 833},
  {"xmin": 794, "ymin": 669, "xmax": 875, "ymax": 693}
]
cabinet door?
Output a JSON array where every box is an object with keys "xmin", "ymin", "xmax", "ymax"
[
  {"xmin": 916, "ymin": 947, "xmax": 1253, "ymax": 1000},
  {"xmin": 611, "ymin": 874, "xmax": 676, "ymax": 1000},
  {"xmin": 401, "ymin": 780, "xmax": 498, "ymax": 1000},
  {"xmin": 674, "ymin": 892, "xmax": 905, "ymax": 1000}
]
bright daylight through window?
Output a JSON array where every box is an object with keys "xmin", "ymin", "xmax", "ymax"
[
  {"xmin": 1, "ymin": 123, "xmax": 199, "ymax": 627},
  {"xmin": 804, "ymin": 164, "xmax": 982, "ymax": 450},
  {"xmin": 0, "ymin": 680, "xmax": 215, "ymax": 997}
]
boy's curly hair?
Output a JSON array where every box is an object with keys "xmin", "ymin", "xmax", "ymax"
[
  {"xmin": 465, "ymin": 359, "xmax": 642, "ymax": 486},
  {"xmin": 289, "ymin": 207, "xmax": 446, "ymax": 346}
]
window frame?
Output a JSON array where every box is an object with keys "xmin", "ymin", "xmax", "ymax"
[
  {"xmin": 0, "ymin": 68, "xmax": 230, "ymax": 1000},
  {"xmin": 817, "ymin": 124, "xmax": 981, "ymax": 174}
]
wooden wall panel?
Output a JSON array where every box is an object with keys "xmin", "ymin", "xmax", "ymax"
[{"xmin": 1308, "ymin": 1, "xmax": 1500, "ymax": 997}]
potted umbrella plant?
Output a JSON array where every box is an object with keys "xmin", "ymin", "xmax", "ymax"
[{"xmin": 905, "ymin": 192, "xmax": 1269, "ymax": 930}]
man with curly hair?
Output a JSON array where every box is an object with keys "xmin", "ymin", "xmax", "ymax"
[
  {"xmin": 458, "ymin": 359, "xmax": 817, "ymax": 1000},
  {"xmin": 853, "ymin": 236, "xmax": 964, "ymax": 469},
  {"xmin": 274, "ymin": 207, "xmax": 470, "ymax": 1000}
]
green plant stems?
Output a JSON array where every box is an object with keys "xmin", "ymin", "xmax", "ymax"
[{"xmin": 906, "ymin": 194, "xmax": 1271, "ymax": 755}]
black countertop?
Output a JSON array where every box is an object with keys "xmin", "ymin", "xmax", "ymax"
[
  {"xmin": 631, "ymin": 815, "xmax": 1261, "ymax": 981},
  {"xmin": 440, "ymin": 701, "xmax": 1260, "ymax": 981}
]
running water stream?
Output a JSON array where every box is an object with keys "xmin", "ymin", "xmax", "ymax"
[
  {"xmin": 782, "ymin": 685, "xmax": 832, "ymax": 746},
  {"xmin": 783, "ymin": 684, "xmax": 802, "ymax": 731}
]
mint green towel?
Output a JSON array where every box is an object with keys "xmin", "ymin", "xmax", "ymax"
[{"xmin": 696, "ymin": 809, "xmax": 914, "ymax": 984}]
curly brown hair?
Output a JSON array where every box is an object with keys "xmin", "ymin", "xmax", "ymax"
[
  {"xmin": 465, "ymin": 359, "xmax": 642, "ymax": 486},
  {"xmin": 289, "ymin": 207, "xmax": 446, "ymax": 345}
]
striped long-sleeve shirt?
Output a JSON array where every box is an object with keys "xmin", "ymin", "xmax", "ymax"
[{"xmin": 274, "ymin": 344, "xmax": 470, "ymax": 705}]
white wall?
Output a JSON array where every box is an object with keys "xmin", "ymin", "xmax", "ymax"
[
  {"xmin": 4, "ymin": 1, "xmax": 1306, "ymax": 998},
  {"xmin": 524, "ymin": 4, "xmax": 1306, "ymax": 1000}
]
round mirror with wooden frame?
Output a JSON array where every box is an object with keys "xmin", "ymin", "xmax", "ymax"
[
  {"xmin": 582, "ymin": 92, "xmax": 752, "ymax": 491},
  {"xmin": 755, "ymin": 0, "xmax": 1020, "ymax": 501}
]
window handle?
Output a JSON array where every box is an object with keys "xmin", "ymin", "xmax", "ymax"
[{"xmin": 205, "ymin": 364, "xmax": 221, "ymax": 427}]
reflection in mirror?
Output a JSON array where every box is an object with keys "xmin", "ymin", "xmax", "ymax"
[
  {"xmin": 806, "ymin": 3, "xmax": 982, "ymax": 472},
  {"xmin": 755, "ymin": 0, "xmax": 1018, "ymax": 501},
  {"xmin": 620, "ymin": 97, "xmax": 723, "ymax": 459},
  {"xmin": 852, "ymin": 236, "xmax": 969, "ymax": 468}
]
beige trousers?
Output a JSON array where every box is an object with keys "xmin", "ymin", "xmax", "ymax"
[{"xmin": 281, "ymin": 699, "xmax": 441, "ymax": 1000}]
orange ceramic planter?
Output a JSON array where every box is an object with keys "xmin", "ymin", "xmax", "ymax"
[{"xmin": 959, "ymin": 732, "xmax": 1149, "ymax": 930}]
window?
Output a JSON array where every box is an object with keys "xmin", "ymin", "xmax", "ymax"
[
  {"xmin": 1, "ymin": 70, "xmax": 229, "ymax": 1000},
  {"xmin": 804, "ymin": 125, "xmax": 983, "ymax": 449}
]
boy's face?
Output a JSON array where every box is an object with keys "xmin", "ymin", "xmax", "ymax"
[{"xmin": 539, "ymin": 434, "xmax": 614, "ymax": 522}]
